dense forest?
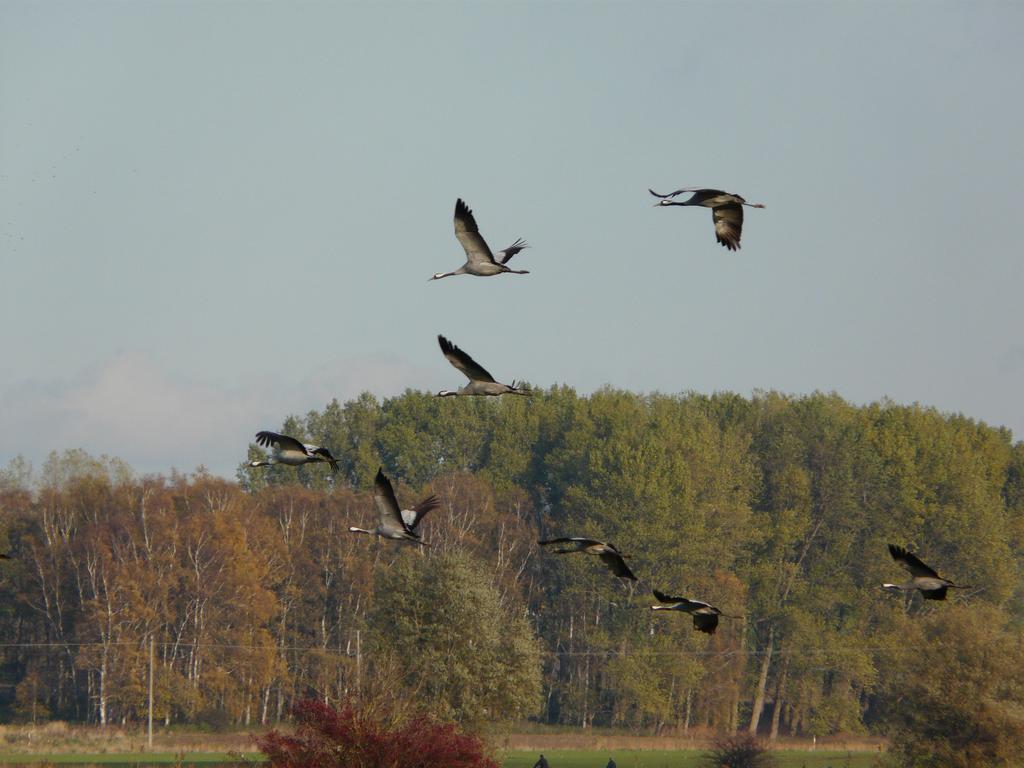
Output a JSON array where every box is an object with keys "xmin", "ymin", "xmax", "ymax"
[{"xmin": 1, "ymin": 387, "xmax": 1022, "ymax": 742}]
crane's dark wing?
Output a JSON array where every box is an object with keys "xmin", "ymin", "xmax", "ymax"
[
  {"xmin": 712, "ymin": 204, "xmax": 744, "ymax": 250},
  {"xmin": 310, "ymin": 446, "xmax": 340, "ymax": 472},
  {"xmin": 888, "ymin": 544, "xmax": 940, "ymax": 579},
  {"xmin": 374, "ymin": 468, "xmax": 409, "ymax": 531},
  {"xmin": 652, "ymin": 591, "xmax": 712, "ymax": 612},
  {"xmin": 255, "ymin": 431, "xmax": 307, "ymax": 453},
  {"xmin": 437, "ymin": 335, "xmax": 496, "ymax": 383},
  {"xmin": 406, "ymin": 494, "xmax": 441, "ymax": 530},
  {"xmin": 454, "ymin": 199, "xmax": 497, "ymax": 266},
  {"xmin": 649, "ymin": 188, "xmax": 699, "ymax": 198},
  {"xmin": 692, "ymin": 613, "xmax": 720, "ymax": 634},
  {"xmin": 921, "ymin": 586, "xmax": 949, "ymax": 601},
  {"xmin": 599, "ymin": 551, "xmax": 638, "ymax": 580},
  {"xmin": 497, "ymin": 238, "xmax": 528, "ymax": 265},
  {"xmin": 653, "ymin": 589, "xmax": 689, "ymax": 604},
  {"xmin": 538, "ymin": 537, "xmax": 602, "ymax": 547}
]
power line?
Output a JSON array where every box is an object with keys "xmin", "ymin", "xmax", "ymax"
[{"xmin": 0, "ymin": 639, "xmax": 946, "ymax": 658}]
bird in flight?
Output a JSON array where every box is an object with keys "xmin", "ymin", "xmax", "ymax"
[
  {"xmin": 436, "ymin": 335, "xmax": 529, "ymax": 397},
  {"xmin": 650, "ymin": 187, "xmax": 765, "ymax": 251},
  {"xmin": 348, "ymin": 468, "xmax": 438, "ymax": 544},
  {"xmin": 650, "ymin": 589, "xmax": 738, "ymax": 634},
  {"xmin": 538, "ymin": 537, "xmax": 638, "ymax": 581},
  {"xmin": 248, "ymin": 431, "xmax": 340, "ymax": 472},
  {"xmin": 882, "ymin": 544, "xmax": 969, "ymax": 601},
  {"xmin": 430, "ymin": 198, "xmax": 529, "ymax": 279}
]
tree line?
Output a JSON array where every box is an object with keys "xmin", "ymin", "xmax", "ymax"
[{"xmin": 1, "ymin": 387, "xmax": 1022, "ymax": 744}]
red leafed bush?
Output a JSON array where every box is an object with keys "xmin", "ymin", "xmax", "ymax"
[{"xmin": 256, "ymin": 698, "xmax": 500, "ymax": 768}]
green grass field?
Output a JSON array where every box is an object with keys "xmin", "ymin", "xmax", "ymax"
[
  {"xmin": 500, "ymin": 750, "xmax": 879, "ymax": 768},
  {"xmin": 0, "ymin": 754, "xmax": 245, "ymax": 765},
  {"xmin": 0, "ymin": 749, "xmax": 880, "ymax": 767}
]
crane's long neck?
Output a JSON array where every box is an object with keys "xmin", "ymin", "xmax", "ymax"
[
  {"xmin": 882, "ymin": 582, "xmax": 914, "ymax": 592},
  {"xmin": 348, "ymin": 526, "xmax": 374, "ymax": 536},
  {"xmin": 431, "ymin": 266, "xmax": 467, "ymax": 280},
  {"xmin": 249, "ymin": 459, "xmax": 273, "ymax": 468}
]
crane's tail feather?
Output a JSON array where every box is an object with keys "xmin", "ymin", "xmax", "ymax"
[{"xmin": 509, "ymin": 380, "xmax": 532, "ymax": 396}]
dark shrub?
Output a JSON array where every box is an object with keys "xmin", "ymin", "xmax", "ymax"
[
  {"xmin": 703, "ymin": 733, "xmax": 776, "ymax": 768},
  {"xmin": 256, "ymin": 698, "xmax": 499, "ymax": 768}
]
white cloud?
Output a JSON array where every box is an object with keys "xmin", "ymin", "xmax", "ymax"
[{"xmin": 0, "ymin": 352, "xmax": 437, "ymax": 478}]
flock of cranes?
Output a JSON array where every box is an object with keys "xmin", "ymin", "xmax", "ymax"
[{"xmin": 243, "ymin": 191, "xmax": 967, "ymax": 637}]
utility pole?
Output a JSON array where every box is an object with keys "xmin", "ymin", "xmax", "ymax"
[
  {"xmin": 148, "ymin": 636, "xmax": 154, "ymax": 749},
  {"xmin": 355, "ymin": 629, "xmax": 362, "ymax": 698}
]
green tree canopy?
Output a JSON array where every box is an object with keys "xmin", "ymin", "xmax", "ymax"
[{"xmin": 369, "ymin": 549, "xmax": 542, "ymax": 726}]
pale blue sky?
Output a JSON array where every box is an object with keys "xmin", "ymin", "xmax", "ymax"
[{"xmin": 2, "ymin": 1, "xmax": 1021, "ymax": 477}]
